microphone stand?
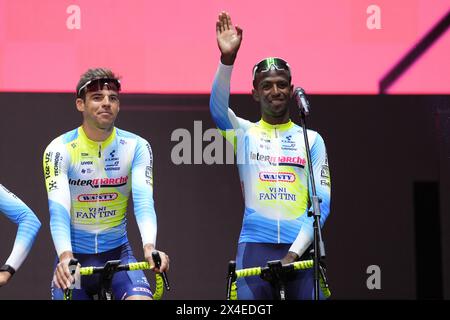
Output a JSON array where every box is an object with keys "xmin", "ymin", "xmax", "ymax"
[{"xmin": 298, "ymin": 106, "xmax": 327, "ymax": 300}]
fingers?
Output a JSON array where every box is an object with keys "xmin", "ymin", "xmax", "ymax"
[
  {"xmin": 53, "ymin": 270, "xmax": 61, "ymax": 289},
  {"xmin": 0, "ymin": 272, "xmax": 11, "ymax": 287},
  {"xmin": 225, "ymin": 12, "xmax": 232, "ymax": 30},
  {"xmin": 235, "ymin": 25, "xmax": 243, "ymax": 39},
  {"xmin": 216, "ymin": 20, "xmax": 222, "ymax": 36},
  {"xmin": 219, "ymin": 12, "xmax": 227, "ymax": 31},
  {"xmin": 54, "ymin": 261, "xmax": 74, "ymax": 290},
  {"xmin": 159, "ymin": 252, "xmax": 170, "ymax": 273},
  {"xmin": 151, "ymin": 250, "xmax": 170, "ymax": 273},
  {"xmin": 218, "ymin": 11, "xmax": 232, "ymax": 32}
]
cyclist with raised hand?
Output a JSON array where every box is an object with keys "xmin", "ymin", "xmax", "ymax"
[
  {"xmin": 210, "ymin": 12, "xmax": 331, "ymax": 299},
  {"xmin": 43, "ymin": 68, "xmax": 169, "ymax": 300},
  {"xmin": 0, "ymin": 184, "xmax": 41, "ymax": 287}
]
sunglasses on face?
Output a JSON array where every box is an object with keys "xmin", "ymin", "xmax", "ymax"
[
  {"xmin": 77, "ymin": 78, "xmax": 121, "ymax": 97},
  {"xmin": 252, "ymin": 57, "xmax": 291, "ymax": 81}
]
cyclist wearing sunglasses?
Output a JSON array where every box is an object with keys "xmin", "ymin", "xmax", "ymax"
[
  {"xmin": 210, "ymin": 12, "xmax": 331, "ymax": 299},
  {"xmin": 0, "ymin": 184, "xmax": 41, "ymax": 287},
  {"xmin": 43, "ymin": 68, "xmax": 169, "ymax": 300}
]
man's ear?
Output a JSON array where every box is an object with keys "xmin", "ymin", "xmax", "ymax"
[
  {"xmin": 289, "ymin": 84, "xmax": 294, "ymax": 98},
  {"xmin": 252, "ymin": 88, "xmax": 260, "ymax": 102},
  {"xmin": 76, "ymin": 98, "xmax": 85, "ymax": 112}
]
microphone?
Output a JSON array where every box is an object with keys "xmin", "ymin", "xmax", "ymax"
[
  {"xmin": 152, "ymin": 251, "xmax": 170, "ymax": 291},
  {"xmin": 294, "ymin": 87, "xmax": 310, "ymax": 116}
]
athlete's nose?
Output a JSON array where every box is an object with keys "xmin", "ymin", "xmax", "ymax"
[
  {"xmin": 101, "ymin": 95, "xmax": 112, "ymax": 108},
  {"xmin": 272, "ymin": 84, "xmax": 281, "ymax": 95}
]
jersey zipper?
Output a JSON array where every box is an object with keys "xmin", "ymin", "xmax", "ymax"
[
  {"xmin": 274, "ymin": 127, "xmax": 280, "ymax": 243},
  {"xmin": 95, "ymin": 143, "xmax": 102, "ymax": 253}
]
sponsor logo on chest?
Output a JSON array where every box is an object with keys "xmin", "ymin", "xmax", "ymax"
[
  {"xmin": 259, "ymin": 172, "xmax": 296, "ymax": 182},
  {"xmin": 77, "ymin": 193, "xmax": 118, "ymax": 202}
]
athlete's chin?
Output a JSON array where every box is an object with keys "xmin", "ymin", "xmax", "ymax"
[
  {"xmin": 96, "ymin": 120, "xmax": 115, "ymax": 130},
  {"xmin": 269, "ymin": 108, "xmax": 289, "ymax": 118},
  {"xmin": 269, "ymin": 104, "xmax": 288, "ymax": 114}
]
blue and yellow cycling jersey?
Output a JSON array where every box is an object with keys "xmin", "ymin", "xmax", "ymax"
[
  {"xmin": 0, "ymin": 184, "xmax": 41, "ymax": 270},
  {"xmin": 43, "ymin": 126, "xmax": 157, "ymax": 256},
  {"xmin": 210, "ymin": 62, "xmax": 331, "ymax": 257}
]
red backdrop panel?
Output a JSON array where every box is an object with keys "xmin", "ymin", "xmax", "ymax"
[{"xmin": 0, "ymin": 0, "xmax": 448, "ymax": 94}]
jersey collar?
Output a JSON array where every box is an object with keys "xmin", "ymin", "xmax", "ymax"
[
  {"xmin": 78, "ymin": 126, "xmax": 116, "ymax": 148},
  {"xmin": 258, "ymin": 118, "xmax": 294, "ymax": 131}
]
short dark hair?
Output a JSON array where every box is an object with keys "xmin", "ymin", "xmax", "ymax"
[{"xmin": 76, "ymin": 68, "xmax": 120, "ymax": 99}]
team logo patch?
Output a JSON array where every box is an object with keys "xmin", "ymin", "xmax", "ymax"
[
  {"xmin": 132, "ymin": 287, "xmax": 151, "ymax": 294},
  {"xmin": 77, "ymin": 193, "xmax": 118, "ymax": 202},
  {"xmin": 69, "ymin": 176, "xmax": 128, "ymax": 188},
  {"xmin": 259, "ymin": 172, "xmax": 296, "ymax": 183}
]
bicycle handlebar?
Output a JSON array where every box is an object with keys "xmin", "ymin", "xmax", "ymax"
[
  {"xmin": 234, "ymin": 259, "xmax": 315, "ymax": 278},
  {"xmin": 79, "ymin": 261, "xmax": 152, "ymax": 276},
  {"xmin": 227, "ymin": 259, "xmax": 331, "ymax": 300},
  {"xmin": 66, "ymin": 260, "xmax": 167, "ymax": 300}
]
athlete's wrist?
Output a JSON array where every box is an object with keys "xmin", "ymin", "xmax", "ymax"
[
  {"xmin": 58, "ymin": 251, "xmax": 74, "ymax": 263},
  {"xmin": 220, "ymin": 54, "xmax": 236, "ymax": 66},
  {"xmin": 0, "ymin": 264, "xmax": 16, "ymax": 276},
  {"xmin": 281, "ymin": 251, "xmax": 299, "ymax": 265},
  {"xmin": 143, "ymin": 243, "xmax": 156, "ymax": 258}
]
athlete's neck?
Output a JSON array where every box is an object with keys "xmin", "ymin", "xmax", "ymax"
[
  {"xmin": 261, "ymin": 113, "xmax": 290, "ymax": 125},
  {"xmin": 81, "ymin": 122, "xmax": 114, "ymax": 142}
]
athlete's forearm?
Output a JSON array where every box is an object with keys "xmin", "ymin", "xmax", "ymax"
[
  {"xmin": 44, "ymin": 141, "xmax": 73, "ymax": 256},
  {"xmin": 210, "ymin": 62, "xmax": 234, "ymax": 130},
  {"xmin": 5, "ymin": 207, "xmax": 41, "ymax": 270},
  {"xmin": 0, "ymin": 185, "xmax": 41, "ymax": 270},
  {"xmin": 49, "ymin": 200, "xmax": 73, "ymax": 256},
  {"xmin": 132, "ymin": 139, "xmax": 158, "ymax": 247}
]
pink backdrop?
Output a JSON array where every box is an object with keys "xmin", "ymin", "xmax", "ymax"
[{"xmin": 0, "ymin": 0, "xmax": 449, "ymax": 94}]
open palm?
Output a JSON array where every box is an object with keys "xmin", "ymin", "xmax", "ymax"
[{"xmin": 216, "ymin": 12, "xmax": 243, "ymax": 58}]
